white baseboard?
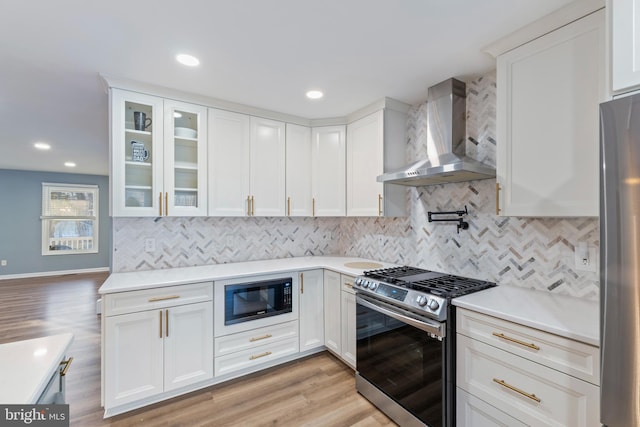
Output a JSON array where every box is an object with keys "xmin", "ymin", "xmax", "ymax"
[{"xmin": 0, "ymin": 267, "xmax": 110, "ymax": 280}]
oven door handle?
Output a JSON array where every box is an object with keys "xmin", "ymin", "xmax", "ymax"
[{"xmin": 356, "ymin": 294, "xmax": 446, "ymax": 338}]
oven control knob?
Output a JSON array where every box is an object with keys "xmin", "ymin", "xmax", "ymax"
[
  {"xmin": 368, "ymin": 282, "xmax": 378, "ymax": 290},
  {"xmin": 355, "ymin": 278, "xmax": 362, "ymax": 287},
  {"xmin": 416, "ymin": 296, "xmax": 428, "ymax": 307},
  {"xmin": 428, "ymin": 299, "xmax": 440, "ymax": 311}
]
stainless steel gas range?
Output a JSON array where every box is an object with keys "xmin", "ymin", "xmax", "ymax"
[{"xmin": 354, "ymin": 266, "xmax": 495, "ymax": 427}]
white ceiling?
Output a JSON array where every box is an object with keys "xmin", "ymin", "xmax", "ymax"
[{"xmin": 0, "ymin": 0, "xmax": 574, "ymax": 176}]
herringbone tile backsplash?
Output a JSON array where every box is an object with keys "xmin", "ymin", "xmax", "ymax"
[{"xmin": 113, "ymin": 71, "xmax": 599, "ymax": 300}]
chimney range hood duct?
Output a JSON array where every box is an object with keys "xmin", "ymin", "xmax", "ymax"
[{"xmin": 377, "ymin": 78, "xmax": 495, "ymax": 186}]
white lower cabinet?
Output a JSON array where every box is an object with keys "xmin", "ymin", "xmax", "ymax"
[
  {"xmin": 323, "ymin": 271, "xmax": 356, "ymax": 368},
  {"xmin": 103, "ymin": 283, "xmax": 213, "ymax": 412},
  {"xmin": 340, "ymin": 275, "xmax": 356, "ymax": 368},
  {"xmin": 298, "ymin": 270, "xmax": 324, "ymax": 352},
  {"xmin": 323, "ymin": 270, "xmax": 342, "ymax": 355},
  {"xmin": 456, "ymin": 308, "xmax": 600, "ymax": 427},
  {"xmin": 457, "ymin": 387, "xmax": 526, "ymax": 427},
  {"xmin": 214, "ymin": 321, "xmax": 299, "ymax": 377}
]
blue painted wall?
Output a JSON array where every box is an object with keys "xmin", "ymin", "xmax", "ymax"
[{"xmin": 0, "ymin": 169, "xmax": 110, "ymax": 276}]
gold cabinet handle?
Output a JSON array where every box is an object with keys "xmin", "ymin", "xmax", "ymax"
[
  {"xmin": 287, "ymin": 197, "xmax": 291, "ymax": 216},
  {"xmin": 59, "ymin": 357, "xmax": 73, "ymax": 376},
  {"xmin": 378, "ymin": 194, "xmax": 383, "ymax": 216},
  {"xmin": 251, "ymin": 195, "xmax": 255, "ymax": 216},
  {"xmin": 312, "ymin": 197, "xmax": 316, "ymax": 217},
  {"xmin": 496, "ymin": 183, "xmax": 501, "ymax": 215},
  {"xmin": 159, "ymin": 192, "xmax": 163, "ymax": 216},
  {"xmin": 344, "ymin": 282, "xmax": 353, "ymax": 289},
  {"xmin": 165, "ymin": 192, "xmax": 169, "ymax": 216},
  {"xmin": 249, "ymin": 351, "xmax": 272, "ymax": 360},
  {"xmin": 492, "ymin": 332, "xmax": 540, "ymax": 351},
  {"xmin": 148, "ymin": 295, "xmax": 180, "ymax": 302},
  {"xmin": 493, "ymin": 378, "xmax": 541, "ymax": 403},
  {"xmin": 300, "ymin": 272, "xmax": 304, "ymax": 294},
  {"xmin": 249, "ymin": 334, "xmax": 273, "ymax": 342},
  {"xmin": 165, "ymin": 309, "xmax": 169, "ymax": 337},
  {"xmin": 159, "ymin": 310, "xmax": 163, "ymax": 338},
  {"xmin": 247, "ymin": 195, "xmax": 251, "ymax": 216}
]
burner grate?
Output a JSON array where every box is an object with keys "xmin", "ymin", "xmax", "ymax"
[
  {"xmin": 364, "ymin": 266, "xmax": 430, "ymax": 281},
  {"xmin": 408, "ymin": 276, "xmax": 495, "ymax": 298}
]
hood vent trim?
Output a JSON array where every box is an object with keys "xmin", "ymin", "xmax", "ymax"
[{"xmin": 377, "ymin": 78, "xmax": 495, "ymax": 187}]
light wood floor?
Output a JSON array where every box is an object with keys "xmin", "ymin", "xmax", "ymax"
[{"xmin": 0, "ymin": 273, "xmax": 395, "ymax": 426}]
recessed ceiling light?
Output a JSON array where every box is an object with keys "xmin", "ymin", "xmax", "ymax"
[
  {"xmin": 306, "ymin": 90, "xmax": 324, "ymax": 100},
  {"xmin": 176, "ymin": 54, "xmax": 200, "ymax": 67},
  {"xmin": 34, "ymin": 142, "xmax": 51, "ymax": 150},
  {"xmin": 64, "ymin": 161, "xmax": 76, "ymax": 168}
]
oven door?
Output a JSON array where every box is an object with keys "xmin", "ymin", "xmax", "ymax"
[{"xmin": 356, "ymin": 293, "xmax": 447, "ymax": 427}]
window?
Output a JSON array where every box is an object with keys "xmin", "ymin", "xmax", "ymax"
[{"xmin": 41, "ymin": 183, "xmax": 99, "ymax": 255}]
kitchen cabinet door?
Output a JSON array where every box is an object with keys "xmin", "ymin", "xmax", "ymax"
[
  {"xmin": 496, "ymin": 10, "xmax": 605, "ymax": 217},
  {"xmin": 163, "ymin": 100, "xmax": 208, "ymax": 216},
  {"xmin": 457, "ymin": 387, "xmax": 527, "ymax": 427},
  {"xmin": 298, "ymin": 270, "xmax": 324, "ymax": 352},
  {"xmin": 104, "ymin": 310, "xmax": 164, "ymax": 408},
  {"xmin": 323, "ymin": 270, "xmax": 342, "ymax": 355},
  {"xmin": 311, "ymin": 126, "xmax": 346, "ymax": 216},
  {"xmin": 285, "ymin": 124, "xmax": 313, "ymax": 216},
  {"xmin": 250, "ymin": 117, "xmax": 286, "ymax": 216},
  {"xmin": 163, "ymin": 302, "xmax": 213, "ymax": 392},
  {"xmin": 208, "ymin": 108, "xmax": 251, "ymax": 216},
  {"xmin": 346, "ymin": 111, "xmax": 384, "ymax": 216},
  {"xmin": 111, "ymin": 89, "xmax": 165, "ymax": 217},
  {"xmin": 612, "ymin": 0, "xmax": 640, "ymax": 92},
  {"xmin": 340, "ymin": 275, "xmax": 356, "ymax": 369}
]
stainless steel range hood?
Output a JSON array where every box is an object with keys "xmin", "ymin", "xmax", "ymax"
[{"xmin": 377, "ymin": 78, "xmax": 495, "ymax": 186}]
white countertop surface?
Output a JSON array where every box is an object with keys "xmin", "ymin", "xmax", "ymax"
[
  {"xmin": 99, "ymin": 256, "xmax": 398, "ymax": 294},
  {"xmin": 0, "ymin": 333, "xmax": 74, "ymax": 403},
  {"xmin": 453, "ymin": 285, "xmax": 599, "ymax": 347}
]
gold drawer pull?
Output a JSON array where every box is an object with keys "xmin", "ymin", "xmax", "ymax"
[
  {"xmin": 344, "ymin": 282, "xmax": 353, "ymax": 288},
  {"xmin": 378, "ymin": 194, "xmax": 383, "ymax": 216},
  {"xmin": 492, "ymin": 332, "xmax": 540, "ymax": 351},
  {"xmin": 148, "ymin": 295, "xmax": 180, "ymax": 302},
  {"xmin": 249, "ymin": 334, "xmax": 273, "ymax": 342},
  {"xmin": 493, "ymin": 378, "xmax": 541, "ymax": 403},
  {"xmin": 496, "ymin": 183, "xmax": 501, "ymax": 215},
  {"xmin": 59, "ymin": 357, "xmax": 74, "ymax": 376},
  {"xmin": 249, "ymin": 351, "xmax": 272, "ymax": 360}
]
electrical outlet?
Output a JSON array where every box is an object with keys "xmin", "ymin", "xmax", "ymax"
[
  {"xmin": 0, "ymin": 260, "xmax": 6, "ymax": 267},
  {"xmin": 144, "ymin": 238, "xmax": 156, "ymax": 253},
  {"xmin": 575, "ymin": 242, "xmax": 597, "ymax": 272}
]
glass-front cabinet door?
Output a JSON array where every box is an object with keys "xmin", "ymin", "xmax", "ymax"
[
  {"xmin": 111, "ymin": 89, "xmax": 164, "ymax": 217},
  {"xmin": 110, "ymin": 89, "xmax": 208, "ymax": 217},
  {"xmin": 163, "ymin": 100, "xmax": 207, "ymax": 216}
]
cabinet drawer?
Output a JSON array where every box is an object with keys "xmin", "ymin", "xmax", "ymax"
[
  {"xmin": 214, "ymin": 321, "xmax": 298, "ymax": 357},
  {"xmin": 456, "ymin": 309, "xmax": 599, "ymax": 385},
  {"xmin": 214, "ymin": 337, "xmax": 299, "ymax": 377},
  {"xmin": 457, "ymin": 335, "xmax": 599, "ymax": 427},
  {"xmin": 104, "ymin": 282, "xmax": 213, "ymax": 316},
  {"xmin": 341, "ymin": 275, "xmax": 355, "ymax": 294},
  {"xmin": 457, "ymin": 387, "xmax": 526, "ymax": 427}
]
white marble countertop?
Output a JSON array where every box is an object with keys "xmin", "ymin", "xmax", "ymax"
[
  {"xmin": 99, "ymin": 256, "xmax": 398, "ymax": 294},
  {"xmin": 453, "ymin": 285, "xmax": 599, "ymax": 347},
  {"xmin": 0, "ymin": 333, "xmax": 74, "ymax": 404}
]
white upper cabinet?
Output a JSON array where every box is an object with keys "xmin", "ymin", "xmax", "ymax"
[
  {"xmin": 250, "ymin": 117, "xmax": 286, "ymax": 216},
  {"xmin": 163, "ymin": 100, "xmax": 208, "ymax": 217},
  {"xmin": 311, "ymin": 126, "xmax": 346, "ymax": 216},
  {"xmin": 208, "ymin": 111, "xmax": 285, "ymax": 216},
  {"xmin": 346, "ymin": 107, "xmax": 407, "ymax": 217},
  {"xmin": 285, "ymin": 124, "xmax": 313, "ymax": 216},
  {"xmin": 111, "ymin": 89, "xmax": 207, "ymax": 217},
  {"xmin": 347, "ymin": 111, "xmax": 384, "ymax": 216},
  {"xmin": 208, "ymin": 109, "xmax": 251, "ymax": 216},
  {"xmin": 496, "ymin": 10, "xmax": 605, "ymax": 217},
  {"xmin": 611, "ymin": 0, "xmax": 640, "ymax": 92}
]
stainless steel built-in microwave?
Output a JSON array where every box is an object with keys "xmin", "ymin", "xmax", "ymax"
[{"xmin": 224, "ymin": 277, "xmax": 293, "ymax": 325}]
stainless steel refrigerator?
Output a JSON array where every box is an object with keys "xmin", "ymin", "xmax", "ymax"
[{"xmin": 600, "ymin": 92, "xmax": 640, "ymax": 426}]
